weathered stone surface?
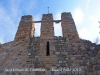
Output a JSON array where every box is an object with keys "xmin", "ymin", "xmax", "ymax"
[
  {"xmin": 12, "ymin": 72, "xmax": 16, "ymax": 75},
  {"xmin": 95, "ymin": 66, "xmax": 100, "ymax": 70},
  {"xmin": 0, "ymin": 12, "xmax": 100, "ymax": 75},
  {"xmin": 80, "ymin": 46, "xmax": 86, "ymax": 50},
  {"xmin": 58, "ymin": 60, "xmax": 63, "ymax": 63},
  {"xmin": 14, "ymin": 15, "xmax": 34, "ymax": 42},
  {"xmin": 6, "ymin": 72, "xmax": 10, "ymax": 75},
  {"xmin": 75, "ymin": 56, "xmax": 83, "ymax": 60},
  {"xmin": 45, "ymin": 71, "xmax": 51, "ymax": 75},
  {"xmin": 55, "ymin": 52, "xmax": 60, "ymax": 55},
  {"xmin": 71, "ymin": 57, "xmax": 75, "ymax": 60},
  {"xmin": 0, "ymin": 70, "xmax": 3, "ymax": 73},
  {"xmin": 98, "ymin": 70, "xmax": 100, "ymax": 75},
  {"xmin": 60, "ymin": 63, "xmax": 66, "ymax": 67}
]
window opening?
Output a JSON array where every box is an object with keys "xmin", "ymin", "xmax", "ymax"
[{"xmin": 46, "ymin": 41, "xmax": 50, "ymax": 56}]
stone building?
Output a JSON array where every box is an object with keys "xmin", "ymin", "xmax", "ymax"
[{"xmin": 0, "ymin": 12, "xmax": 100, "ymax": 75}]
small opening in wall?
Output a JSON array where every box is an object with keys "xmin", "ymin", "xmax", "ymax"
[
  {"xmin": 54, "ymin": 23, "xmax": 62, "ymax": 36},
  {"xmin": 34, "ymin": 23, "xmax": 41, "ymax": 37},
  {"xmin": 46, "ymin": 41, "xmax": 50, "ymax": 56}
]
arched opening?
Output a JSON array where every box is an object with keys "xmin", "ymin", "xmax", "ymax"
[{"xmin": 46, "ymin": 41, "xmax": 50, "ymax": 56}]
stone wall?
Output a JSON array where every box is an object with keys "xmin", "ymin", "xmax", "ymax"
[
  {"xmin": 41, "ymin": 14, "xmax": 54, "ymax": 38},
  {"xmin": 40, "ymin": 14, "xmax": 55, "ymax": 57},
  {"xmin": 0, "ymin": 12, "xmax": 100, "ymax": 75},
  {"xmin": 14, "ymin": 15, "xmax": 35, "ymax": 42},
  {"xmin": 0, "ymin": 40, "xmax": 28, "ymax": 75},
  {"xmin": 18, "ymin": 36, "xmax": 100, "ymax": 75},
  {"xmin": 61, "ymin": 12, "xmax": 79, "ymax": 43}
]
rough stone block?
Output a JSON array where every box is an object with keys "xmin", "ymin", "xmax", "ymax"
[
  {"xmin": 6, "ymin": 72, "xmax": 10, "ymax": 75},
  {"xmin": 60, "ymin": 63, "xmax": 66, "ymax": 67},
  {"xmin": 75, "ymin": 56, "xmax": 83, "ymax": 60},
  {"xmin": 95, "ymin": 66, "xmax": 100, "ymax": 70},
  {"xmin": 55, "ymin": 52, "xmax": 60, "ymax": 55},
  {"xmin": 71, "ymin": 57, "xmax": 75, "ymax": 60},
  {"xmin": 0, "ymin": 70, "xmax": 3, "ymax": 73},
  {"xmin": 45, "ymin": 71, "xmax": 51, "ymax": 75},
  {"xmin": 98, "ymin": 70, "xmax": 100, "ymax": 75},
  {"xmin": 12, "ymin": 72, "xmax": 16, "ymax": 75}
]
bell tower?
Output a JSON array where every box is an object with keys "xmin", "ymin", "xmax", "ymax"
[
  {"xmin": 61, "ymin": 12, "xmax": 79, "ymax": 43},
  {"xmin": 14, "ymin": 15, "xmax": 35, "ymax": 42},
  {"xmin": 40, "ymin": 14, "xmax": 54, "ymax": 38},
  {"xmin": 40, "ymin": 14, "xmax": 55, "ymax": 57}
]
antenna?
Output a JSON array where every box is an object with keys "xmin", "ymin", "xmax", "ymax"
[{"xmin": 48, "ymin": 7, "xmax": 49, "ymax": 14}]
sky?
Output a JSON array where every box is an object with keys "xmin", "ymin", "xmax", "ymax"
[{"xmin": 0, "ymin": 0, "xmax": 100, "ymax": 44}]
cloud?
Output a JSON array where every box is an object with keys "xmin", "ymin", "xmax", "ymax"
[
  {"xmin": 54, "ymin": 12, "xmax": 62, "ymax": 36},
  {"xmin": 54, "ymin": 12, "xmax": 61, "ymax": 20},
  {"xmin": 0, "ymin": 0, "xmax": 37, "ymax": 43},
  {"xmin": 24, "ymin": 0, "xmax": 36, "ymax": 13},
  {"xmin": 86, "ymin": 0, "xmax": 91, "ymax": 9},
  {"xmin": 78, "ymin": 28, "xmax": 90, "ymax": 40},
  {"xmin": 0, "ymin": 39, "xmax": 4, "ymax": 44},
  {"xmin": 0, "ymin": 6, "xmax": 16, "ymax": 43},
  {"xmin": 34, "ymin": 23, "xmax": 41, "ymax": 36},
  {"xmin": 34, "ymin": 14, "xmax": 41, "ymax": 36},
  {"xmin": 28, "ymin": 0, "xmax": 36, "ymax": 10},
  {"xmin": 54, "ymin": 23, "xmax": 62, "ymax": 36},
  {"xmin": 72, "ymin": 8, "xmax": 84, "ymax": 25}
]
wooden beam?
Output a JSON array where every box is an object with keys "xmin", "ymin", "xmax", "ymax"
[{"xmin": 34, "ymin": 20, "xmax": 61, "ymax": 23}]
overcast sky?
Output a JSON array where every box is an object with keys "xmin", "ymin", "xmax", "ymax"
[{"xmin": 0, "ymin": 0, "xmax": 100, "ymax": 44}]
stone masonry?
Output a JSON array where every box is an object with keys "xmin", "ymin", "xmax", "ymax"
[
  {"xmin": 14, "ymin": 15, "xmax": 35, "ymax": 42},
  {"xmin": 61, "ymin": 12, "xmax": 79, "ymax": 43},
  {"xmin": 0, "ymin": 12, "xmax": 100, "ymax": 75}
]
